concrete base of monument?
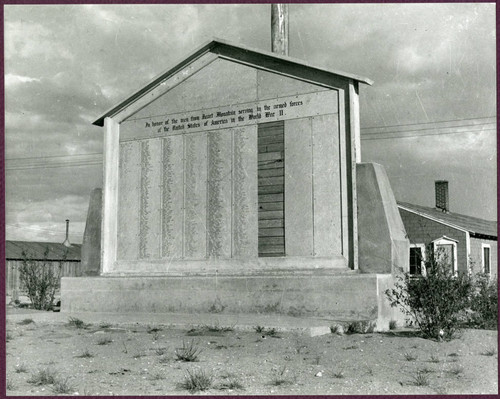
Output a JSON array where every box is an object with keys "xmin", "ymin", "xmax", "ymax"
[
  {"xmin": 106, "ymin": 255, "xmax": 348, "ymax": 275},
  {"xmin": 61, "ymin": 271, "xmax": 405, "ymax": 333}
]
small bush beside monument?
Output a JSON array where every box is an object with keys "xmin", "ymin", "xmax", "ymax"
[
  {"xmin": 386, "ymin": 250, "xmax": 498, "ymax": 339},
  {"xmin": 18, "ymin": 248, "xmax": 65, "ymax": 311}
]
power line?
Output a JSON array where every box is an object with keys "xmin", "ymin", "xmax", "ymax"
[
  {"xmin": 4, "ymin": 116, "xmax": 497, "ymax": 166},
  {"xmin": 361, "ymin": 122, "xmax": 496, "ymax": 137},
  {"xmin": 6, "ymin": 160, "xmax": 102, "ymax": 171},
  {"xmin": 361, "ymin": 115, "xmax": 496, "ymax": 130},
  {"xmin": 5, "ymin": 152, "xmax": 102, "ymax": 162},
  {"xmin": 361, "ymin": 128, "xmax": 496, "ymax": 141}
]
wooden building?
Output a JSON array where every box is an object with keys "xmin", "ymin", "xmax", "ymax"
[
  {"xmin": 6, "ymin": 241, "xmax": 81, "ymax": 298},
  {"xmin": 399, "ymin": 181, "xmax": 497, "ymax": 276}
]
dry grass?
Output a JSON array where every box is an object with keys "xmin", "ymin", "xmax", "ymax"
[
  {"xmin": 332, "ymin": 370, "xmax": 345, "ymax": 379},
  {"xmin": 217, "ymin": 378, "xmax": 244, "ymax": 390},
  {"xmin": 154, "ymin": 346, "xmax": 168, "ymax": 356},
  {"xmin": 17, "ymin": 318, "xmax": 35, "ymax": 325},
  {"xmin": 412, "ymin": 371, "xmax": 430, "ymax": 386},
  {"xmin": 481, "ymin": 348, "xmax": 497, "ymax": 356},
  {"xmin": 178, "ymin": 368, "xmax": 213, "ymax": 393},
  {"xmin": 5, "ymin": 316, "xmax": 497, "ymax": 395},
  {"xmin": 27, "ymin": 368, "xmax": 58, "ymax": 385},
  {"xmin": 175, "ymin": 339, "xmax": 202, "ymax": 362},
  {"xmin": 6, "ymin": 379, "xmax": 15, "ymax": 391},
  {"xmin": 447, "ymin": 365, "xmax": 464, "ymax": 376},
  {"xmin": 269, "ymin": 366, "xmax": 294, "ymax": 386},
  {"xmin": 75, "ymin": 349, "xmax": 94, "ymax": 358},
  {"xmin": 14, "ymin": 363, "xmax": 28, "ymax": 373},
  {"xmin": 67, "ymin": 317, "xmax": 89, "ymax": 329},
  {"xmin": 96, "ymin": 336, "xmax": 113, "ymax": 345},
  {"xmin": 428, "ymin": 355, "xmax": 440, "ymax": 363},
  {"xmin": 51, "ymin": 377, "xmax": 76, "ymax": 394}
]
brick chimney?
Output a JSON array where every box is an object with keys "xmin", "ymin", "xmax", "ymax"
[
  {"xmin": 435, "ymin": 180, "xmax": 449, "ymax": 212},
  {"xmin": 63, "ymin": 219, "xmax": 71, "ymax": 247}
]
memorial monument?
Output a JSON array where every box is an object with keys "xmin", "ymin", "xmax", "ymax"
[{"xmin": 62, "ymin": 7, "xmax": 409, "ymax": 330}]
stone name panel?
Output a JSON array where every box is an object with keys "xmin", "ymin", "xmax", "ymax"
[
  {"xmin": 161, "ymin": 136, "xmax": 184, "ymax": 259},
  {"xmin": 117, "ymin": 141, "xmax": 141, "ymax": 260},
  {"xmin": 120, "ymin": 91, "xmax": 338, "ymax": 142},
  {"xmin": 184, "ymin": 133, "xmax": 208, "ymax": 259}
]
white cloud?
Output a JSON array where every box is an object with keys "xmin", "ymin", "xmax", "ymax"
[
  {"xmin": 6, "ymin": 194, "xmax": 90, "ymax": 243},
  {"xmin": 5, "ymin": 73, "xmax": 40, "ymax": 87}
]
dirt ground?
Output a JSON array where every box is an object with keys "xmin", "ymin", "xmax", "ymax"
[{"xmin": 5, "ymin": 314, "xmax": 498, "ymax": 396}]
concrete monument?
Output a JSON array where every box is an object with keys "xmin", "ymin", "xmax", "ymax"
[{"xmin": 62, "ymin": 38, "xmax": 408, "ymax": 330}]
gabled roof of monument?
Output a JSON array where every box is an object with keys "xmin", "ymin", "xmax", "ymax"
[
  {"xmin": 93, "ymin": 38, "xmax": 373, "ymax": 127},
  {"xmin": 398, "ymin": 202, "xmax": 497, "ymax": 239}
]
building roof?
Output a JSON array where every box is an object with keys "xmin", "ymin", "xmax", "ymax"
[
  {"xmin": 398, "ymin": 202, "xmax": 497, "ymax": 238},
  {"xmin": 6, "ymin": 241, "xmax": 82, "ymax": 261},
  {"xmin": 93, "ymin": 38, "xmax": 373, "ymax": 127}
]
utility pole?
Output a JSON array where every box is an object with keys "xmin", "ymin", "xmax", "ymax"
[{"xmin": 271, "ymin": 4, "xmax": 289, "ymax": 56}]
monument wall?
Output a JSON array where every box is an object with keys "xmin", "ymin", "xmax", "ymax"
[{"xmin": 112, "ymin": 59, "xmax": 346, "ymax": 273}]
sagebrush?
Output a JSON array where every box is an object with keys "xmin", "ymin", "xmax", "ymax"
[
  {"xmin": 468, "ymin": 273, "xmax": 497, "ymax": 329},
  {"xmin": 386, "ymin": 249, "xmax": 473, "ymax": 339},
  {"xmin": 18, "ymin": 248, "xmax": 66, "ymax": 310},
  {"xmin": 179, "ymin": 368, "xmax": 212, "ymax": 392}
]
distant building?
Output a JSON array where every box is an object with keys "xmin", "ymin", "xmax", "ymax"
[
  {"xmin": 398, "ymin": 181, "xmax": 497, "ymax": 276},
  {"xmin": 6, "ymin": 240, "xmax": 82, "ymax": 298}
]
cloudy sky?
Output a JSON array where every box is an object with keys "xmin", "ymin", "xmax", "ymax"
[{"xmin": 4, "ymin": 3, "xmax": 496, "ymax": 244}]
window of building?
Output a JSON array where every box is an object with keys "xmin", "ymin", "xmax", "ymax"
[
  {"xmin": 432, "ymin": 236, "xmax": 458, "ymax": 274},
  {"xmin": 409, "ymin": 244, "xmax": 426, "ymax": 275},
  {"xmin": 482, "ymin": 244, "xmax": 491, "ymax": 274}
]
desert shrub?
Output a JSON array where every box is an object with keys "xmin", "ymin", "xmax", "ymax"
[
  {"xmin": 269, "ymin": 365, "xmax": 294, "ymax": 386},
  {"xmin": 17, "ymin": 318, "xmax": 35, "ymax": 325},
  {"xmin": 175, "ymin": 339, "xmax": 202, "ymax": 362},
  {"xmin": 75, "ymin": 349, "xmax": 94, "ymax": 358},
  {"xmin": 429, "ymin": 355, "xmax": 440, "ymax": 363},
  {"xmin": 154, "ymin": 346, "xmax": 168, "ymax": 356},
  {"xmin": 147, "ymin": 325, "xmax": 162, "ymax": 334},
  {"xmin": 27, "ymin": 368, "xmax": 58, "ymax": 385},
  {"xmin": 412, "ymin": 370, "xmax": 430, "ymax": 386},
  {"xmin": 481, "ymin": 348, "xmax": 497, "ymax": 356},
  {"xmin": 446, "ymin": 365, "xmax": 464, "ymax": 376},
  {"xmin": 217, "ymin": 377, "xmax": 244, "ymax": 390},
  {"xmin": 386, "ymin": 250, "xmax": 474, "ymax": 340},
  {"xmin": 18, "ymin": 248, "xmax": 65, "ymax": 311},
  {"xmin": 263, "ymin": 327, "xmax": 279, "ymax": 337},
  {"xmin": 404, "ymin": 352, "xmax": 417, "ymax": 361},
  {"xmin": 6, "ymin": 379, "xmax": 15, "ymax": 391},
  {"xmin": 179, "ymin": 368, "xmax": 213, "ymax": 392},
  {"xmin": 96, "ymin": 336, "xmax": 113, "ymax": 345},
  {"xmin": 332, "ymin": 370, "xmax": 345, "ymax": 379},
  {"xmin": 468, "ymin": 273, "xmax": 498, "ymax": 329},
  {"xmin": 67, "ymin": 317, "xmax": 87, "ymax": 329},
  {"xmin": 51, "ymin": 377, "xmax": 76, "ymax": 394},
  {"xmin": 187, "ymin": 324, "xmax": 233, "ymax": 336},
  {"xmin": 15, "ymin": 363, "xmax": 28, "ymax": 373},
  {"xmin": 345, "ymin": 320, "xmax": 375, "ymax": 334}
]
